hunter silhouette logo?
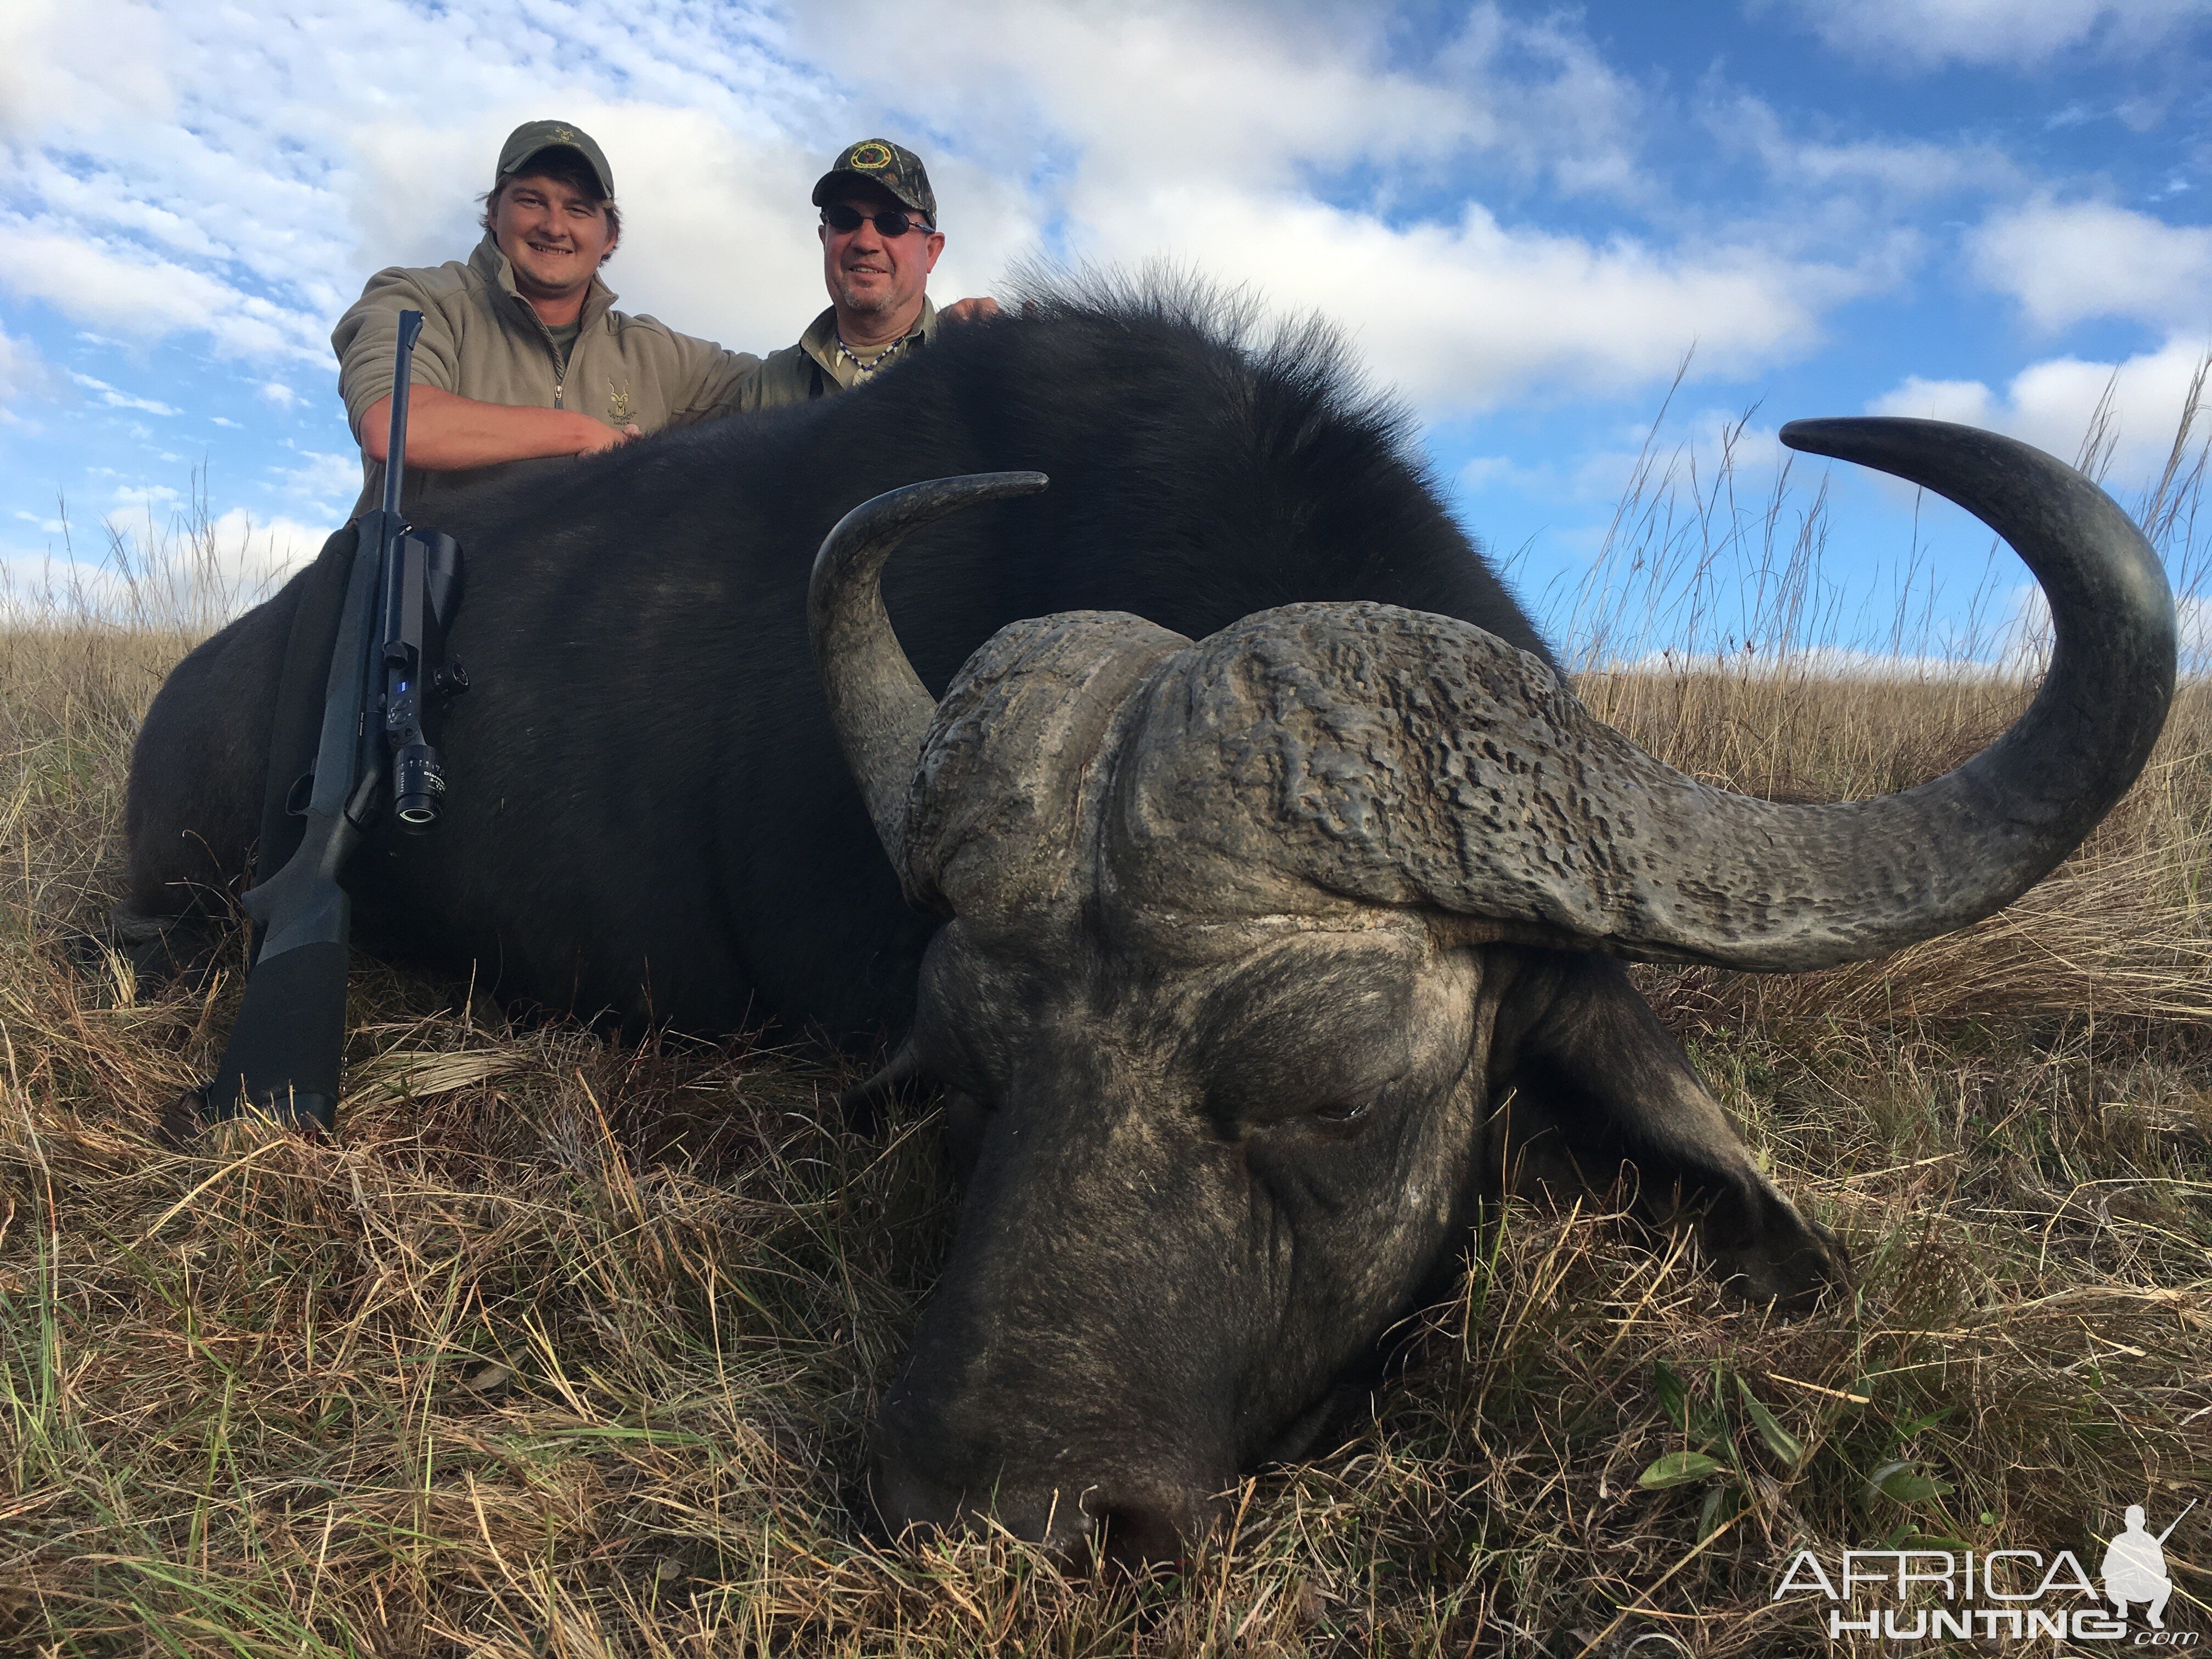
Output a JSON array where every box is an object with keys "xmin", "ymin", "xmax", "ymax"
[
  {"xmin": 1771, "ymin": 1499, "xmax": 2199, "ymax": 1643},
  {"xmin": 2105, "ymin": 1502, "xmax": 2193, "ymax": 1629},
  {"xmin": 848, "ymin": 142, "xmax": 893, "ymax": 171}
]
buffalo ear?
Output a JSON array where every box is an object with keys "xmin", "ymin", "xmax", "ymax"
[
  {"xmin": 1454, "ymin": 951, "xmax": 1619, "ymax": 1218},
  {"xmin": 905, "ymin": 612, "xmax": 1187, "ymax": 917},
  {"xmin": 1464, "ymin": 1080, "xmax": 1610, "ymax": 1214}
]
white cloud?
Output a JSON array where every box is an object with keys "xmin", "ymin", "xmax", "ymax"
[
  {"xmin": 0, "ymin": 507, "xmax": 321, "ymax": 625},
  {"xmin": 0, "ymin": 0, "xmax": 1893, "ymax": 421},
  {"xmin": 1776, "ymin": 0, "xmax": 2212, "ymax": 70},
  {"xmin": 0, "ymin": 0, "xmax": 172, "ymax": 140},
  {"xmin": 110, "ymin": 482, "xmax": 181, "ymax": 511},
  {"xmin": 0, "ymin": 0, "xmax": 830, "ymax": 369},
  {"xmin": 0, "ymin": 326, "xmax": 54, "ymax": 404},
  {"xmin": 770, "ymin": 0, "xmax": 1884, "ymax": 413},
  {"xmin": 1704, "ymin": 92, "xmax": 2022, "ymax": 201},
  {"xmin": 1056, "ymin": 184, "xmax": 1872, "ymax": 413},
  {"xmin": 1968, "ymin": 198, "xmax": 2212, "ymax": 332},
  {"xmin": 1869, "ymin": 334, "xmax": 2212, "ymax": 482},
  {"xmin": 793, "ymin": 0, "xmax": 1488, "ymax": 196},
  {"xmin": 0, "ymin": 228, "xmax": 323, "ymax": 360},
  {"xmin": 273, "ymin": 449, "xmax": 363, "ymax": 516},
  {"xmin": 259, "ymin": 381, "xmax": 301, "ymax": 409},
  {"xmin": 67, "ymin": 371, "xmax": 181, "ymax": 415},
  {"xmin": 202, "ymin": 508, "xmax": 324, "ymax": 602},
  {"xmin": 1459, "ymin": 453, "xmax": 1549, "ymax": 493},
  {"xmin": 1870, "ymin": 375, "xmax": 1997, "ymax": 427},
  {"xmin": 0, "ymin": 551, "xmax": 111, "ymax": 620}
]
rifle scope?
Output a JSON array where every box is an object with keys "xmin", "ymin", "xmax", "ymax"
[
  {"xmin": 393, "ymin": 740, "xmax": 444, "ymax": 826},
  {"xmin": 379, "ymin": 521, "xmax": 463, "ymax": 833}
]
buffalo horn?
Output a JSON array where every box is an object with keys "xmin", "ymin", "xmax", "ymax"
[
  {"xmin": 1121, "ymin": 419, "xmax": 2174, "ymax": 972},
  {"xmin": 808, "ymin": 472, "xmax": 1050, "ymax": 882},
  {"xmin": 1363, "ymin": 417, "xmax": 2175, "ymax": 969},
  {"xmin": 1672, "ymin": 414, "xmax": 2179, "ymax": 966}
]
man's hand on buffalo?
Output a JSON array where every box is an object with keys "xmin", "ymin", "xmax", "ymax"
[
  {"xmin": 939, "ymin": 295, "xmax": 1002, "ymax": 325},
  {"xmin": 360, "ymin": 386, "xmax": 640, "ymax": 470}
]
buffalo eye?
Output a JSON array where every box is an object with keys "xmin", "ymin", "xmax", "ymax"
[{"xmin": 1304, "ymin": 1092, "xmax": 1386, "ymax": 1131}]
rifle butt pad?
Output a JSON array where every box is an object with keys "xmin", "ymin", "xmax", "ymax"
[{"xmin": 199, "ymin": 939, "xmax": 349, "ymax": 1135}]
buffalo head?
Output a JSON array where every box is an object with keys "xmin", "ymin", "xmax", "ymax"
[{"xmin": 806, "ymin": 423, "xmax": 2176, "ymax": 1567}]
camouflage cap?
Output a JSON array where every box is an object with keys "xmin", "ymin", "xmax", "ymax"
[
  {"xmin": 811, "ymin": 138, "xmax": 937, "ymax": 225},
  {"xmin": 496, "ymin": 120, "xmax": 615, "ymax": 199}
]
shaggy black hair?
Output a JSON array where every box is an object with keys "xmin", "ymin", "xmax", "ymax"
[{"xmin": 123, "ymin": 274, "xmax": 1552, "ymax": 1041}]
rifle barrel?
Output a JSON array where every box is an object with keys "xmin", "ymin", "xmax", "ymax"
[
  {"xmin": 2154, "ymin": 1497, "xmax": 2197, "ymax": 1545},
  {"xmin": 381, "ymin": 309, "xmax": 426, "ymax": 519}
]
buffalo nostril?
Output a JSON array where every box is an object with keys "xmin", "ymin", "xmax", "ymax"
[
  {"xmin": 868, "ymin": 1440, "xmax": 1197, "ymax": 1573},
  {"xmin": 1087, "ymin": 1497, "xmax": 1188, "ymax": 1575},
  {"xmin": 865, "ymin": 1451, "xmax": 964, "ymax": 1548}
]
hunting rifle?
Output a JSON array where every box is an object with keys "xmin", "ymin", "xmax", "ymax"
[{"xmin": 196, "ymin": 308, "xmax": 466, "ymax": 1133}]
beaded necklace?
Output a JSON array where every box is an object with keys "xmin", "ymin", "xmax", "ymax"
[{"xmin": 833, "ymin": 331, "xmax": 907, "ymax": 379}]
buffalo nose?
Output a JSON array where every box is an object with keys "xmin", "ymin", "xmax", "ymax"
[
  {"xmin": 867, "ymin": 1451, "xmax": 1193, "ymax": 1573},
  {"xmin": 1086, "ymin": 1492, "xmax": 1188, "ymax": 1573}
]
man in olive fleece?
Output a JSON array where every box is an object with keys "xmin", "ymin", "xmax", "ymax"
[
  {"xmin": 751, "ymin": 138, "xmax": 993, "ymax": 404},
  {"xmin": 330, "ymin": 119, "xmax": 761, "ymax": 521}
]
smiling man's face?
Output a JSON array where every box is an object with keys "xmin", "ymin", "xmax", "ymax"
[
  {"xmin": 820, "ymin": 182, "xmax": 944, "ymax": 329},
  {"xmin": 491, "ymin": 171, "xmax": 617, "ymax": 306}
]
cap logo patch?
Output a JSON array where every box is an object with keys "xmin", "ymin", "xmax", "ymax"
[
  {"xmin": 848, "ymin": 142, "xmax": 893, "ymax": 171},
  {"xmin": 554, "ymin": 127, "xmax": 577, "ymax": 144}
]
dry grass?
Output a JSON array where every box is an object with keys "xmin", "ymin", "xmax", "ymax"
[{"xmin": 5, "ymin": 440, "xmax": 2212, "ymax": 1655}]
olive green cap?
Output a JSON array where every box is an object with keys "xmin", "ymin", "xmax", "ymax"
[
  {"xmin": 496, "ymin": 119, "xmax": 614, "ymax": 199},
  {"xmin": 811, "ymin": 138, "xmax": 936, "ymax": 225}
]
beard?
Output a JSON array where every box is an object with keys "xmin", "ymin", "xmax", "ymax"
[{"xmin": 833, "ymin": 269, "xmax": 905, "ymax": 319}]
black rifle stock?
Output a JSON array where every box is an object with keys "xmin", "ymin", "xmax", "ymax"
[{"xmin": 201, "ymin": 308, "xmax": 463, "ymax": 1133}]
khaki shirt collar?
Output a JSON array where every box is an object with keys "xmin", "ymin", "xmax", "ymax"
[
  {"xmin": 469, "ymin": 233, "xmax": 619, "ymax": 334},
  {"xmin": 799, "ymin": 294, "xmax": 939, "ymax": 381}
]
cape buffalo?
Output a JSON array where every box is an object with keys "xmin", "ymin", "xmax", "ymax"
[{"xmin": 117, "ymin": 288, "xmax": 2176, "ymax": 1568}]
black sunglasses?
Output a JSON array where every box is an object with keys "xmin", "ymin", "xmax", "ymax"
[{"xmin": 821, "ymin": 203, "xmax": 934, "ymax": 238}]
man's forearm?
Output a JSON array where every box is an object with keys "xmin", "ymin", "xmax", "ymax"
[{"xmin": 359, "ymin": 386, "xmax": 631, "ymax": 470}]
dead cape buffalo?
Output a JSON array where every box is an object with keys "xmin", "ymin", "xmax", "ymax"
[{"xmin": 119, "ymin": 290, "xmax": 2175, "ymax": 1568}]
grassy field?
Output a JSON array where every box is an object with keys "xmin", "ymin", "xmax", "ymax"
[{"xmin": 3, "ymin": 462, "xmax": 2211, "ymax": 1654}]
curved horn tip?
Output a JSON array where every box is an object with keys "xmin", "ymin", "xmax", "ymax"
[
  {"xmin": 1778, "ymin": 414, "xmax": 1872, "ymax": 456},
  {"xmin": 878, "ymin": 469, "xmax": 1049, "ymax": 513},
  {"xmin": 907, "ymin": 468, "xmax": 1050, "ymax": 503},
  {"xmin": 1777, "ymin": 414, "xmax": 2053, "ymax": 475},
  {"xmin": 810, "ymin": 472, "xmax": 1049, "ymax": 583}
]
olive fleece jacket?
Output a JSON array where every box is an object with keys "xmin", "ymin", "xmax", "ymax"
[
  {"xmin": 745, "ymin": 297, "xmax": 940, "ymax": 405},
  {"xmin": 331, "ymin": 235, "xmax": 761, "ymax": 519}
]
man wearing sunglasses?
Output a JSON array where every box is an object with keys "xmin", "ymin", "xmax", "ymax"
[{"xmin": 748, "ymin": 139, "xmax": 997, "ymax": 404}]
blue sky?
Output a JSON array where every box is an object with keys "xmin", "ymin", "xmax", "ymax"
[{"xmin": 3, "ymin": 0, "xmax": 2208, "ymax": 661}]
